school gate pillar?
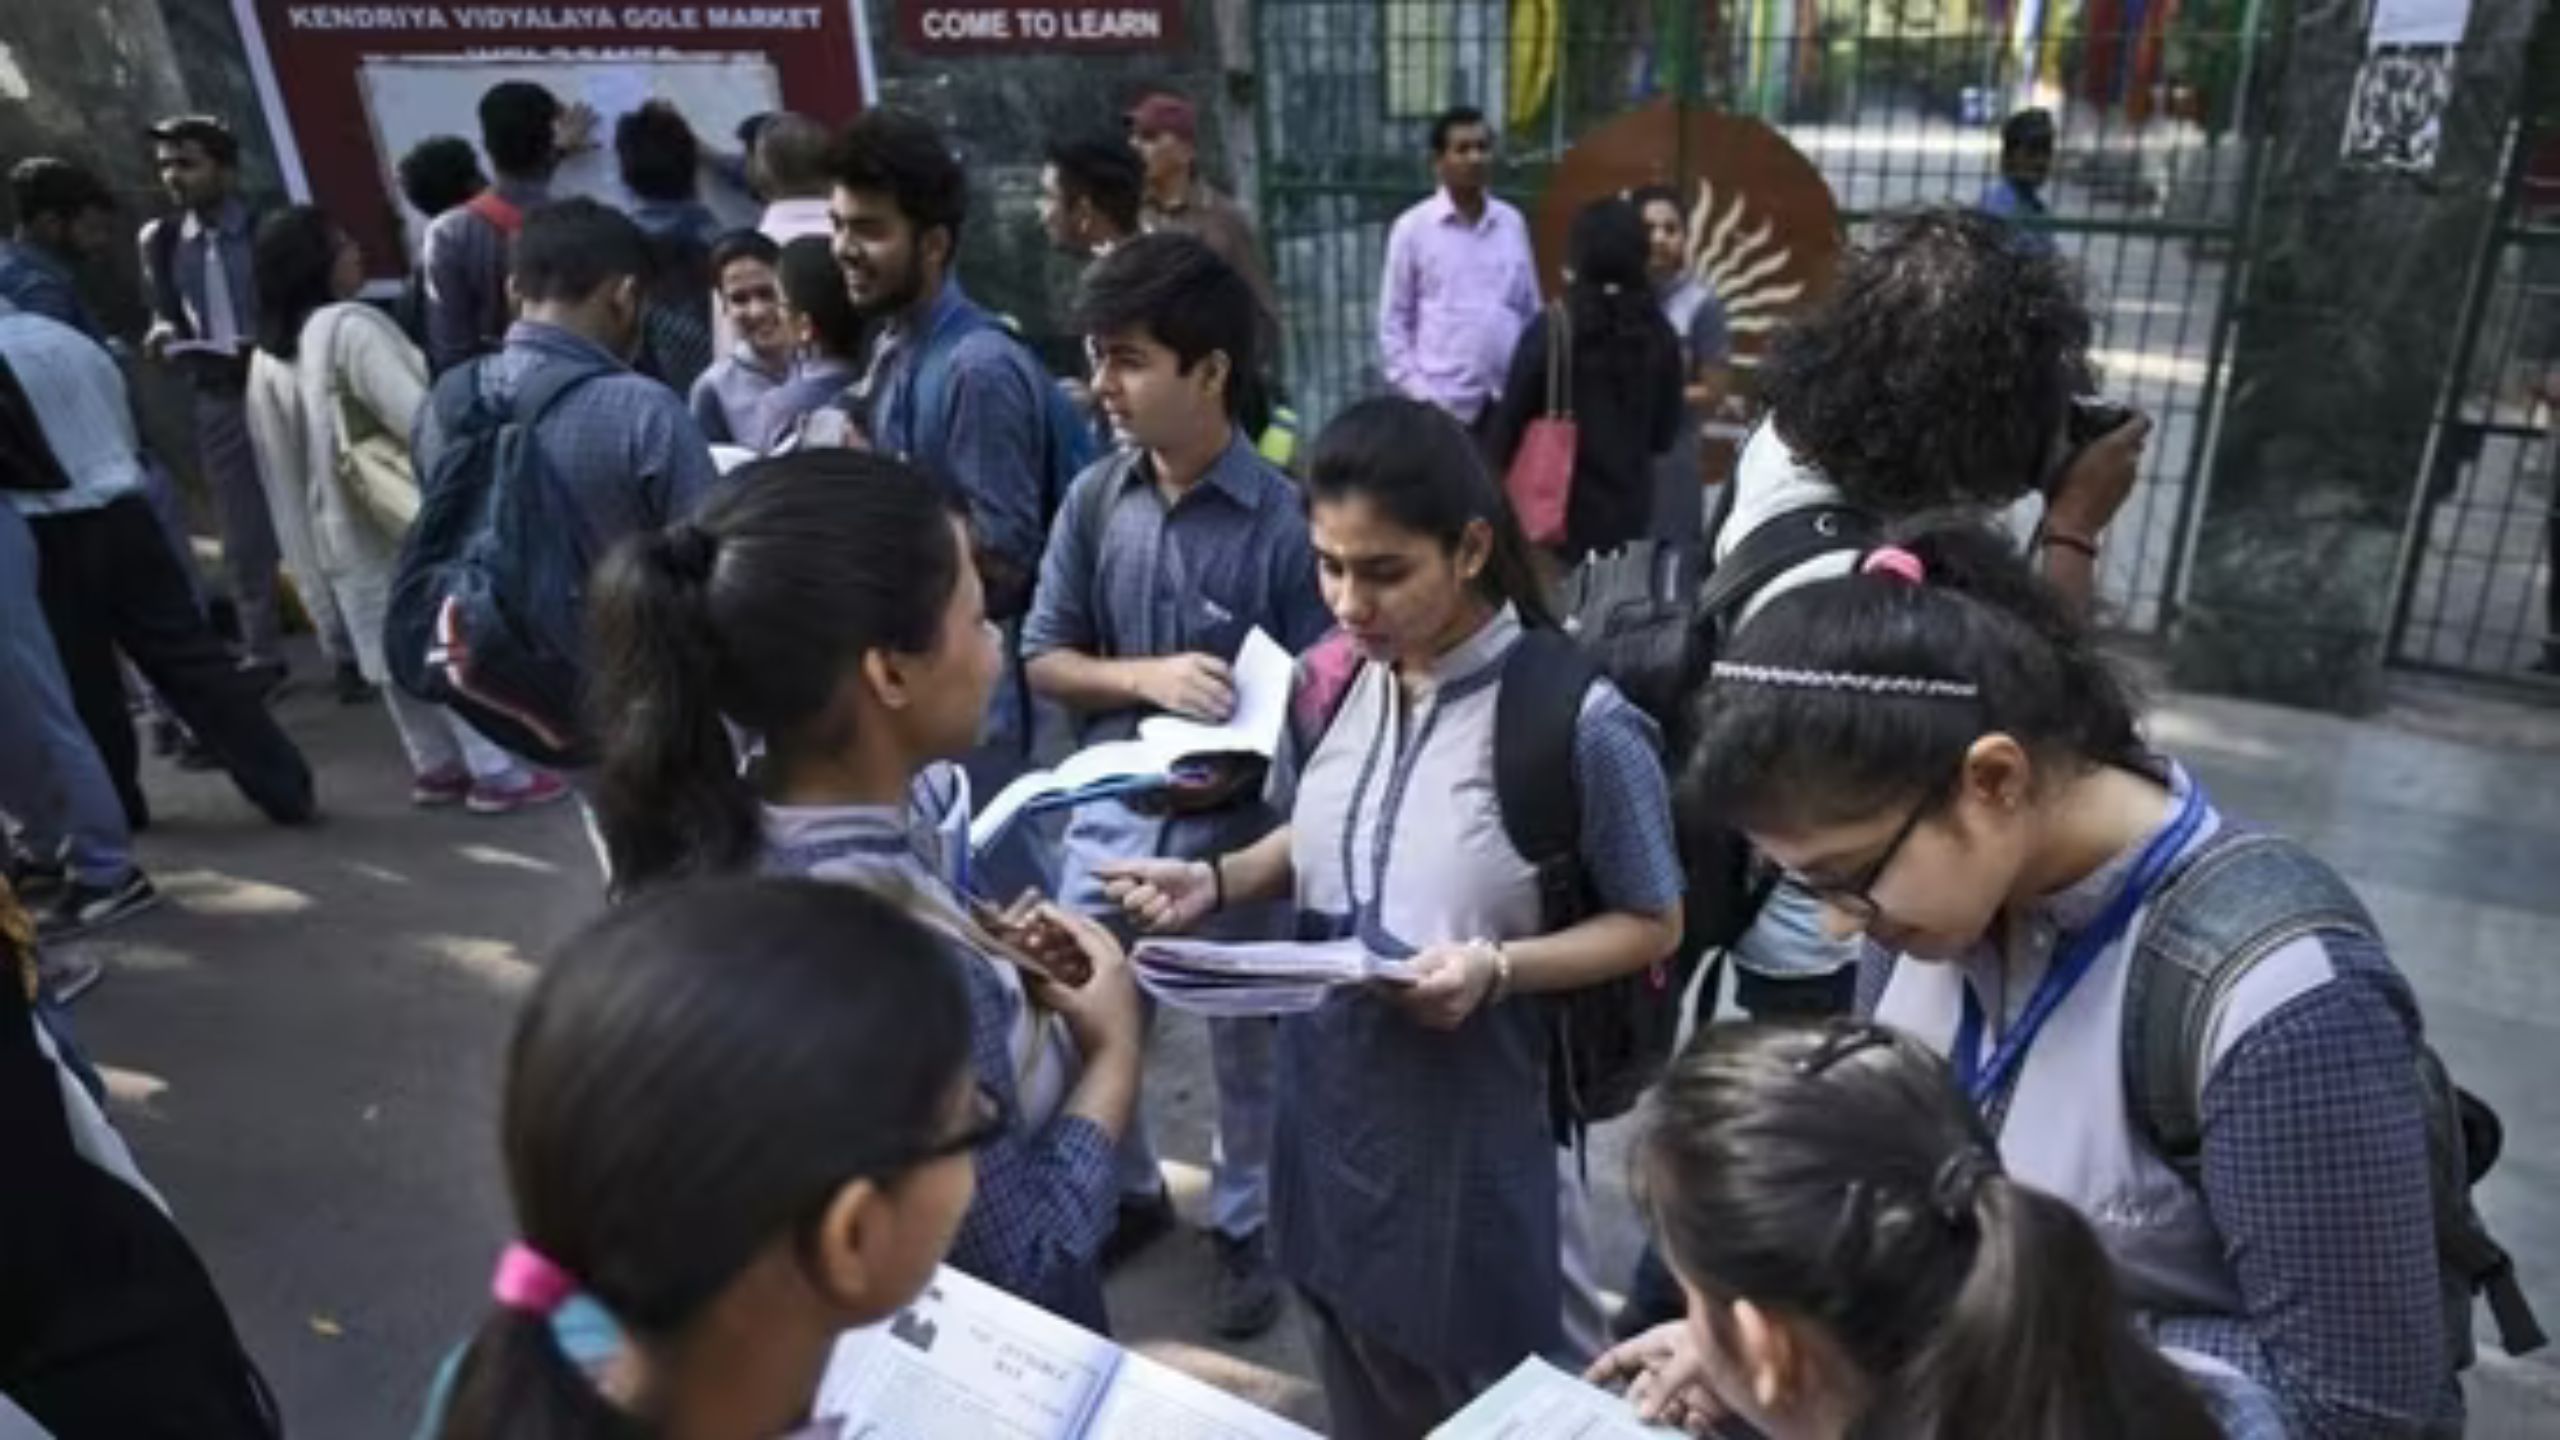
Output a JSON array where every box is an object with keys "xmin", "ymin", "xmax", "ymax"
[{"xmin": 2168, "ymin": 0, "xmax": 2542, "ymax": 711}]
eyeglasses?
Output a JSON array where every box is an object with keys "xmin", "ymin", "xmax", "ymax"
[{"xmin": 1788, "ymin": 782, "xmax": 1944, "ymax": 925}]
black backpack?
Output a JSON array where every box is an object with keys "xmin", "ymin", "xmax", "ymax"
[
  {"xmin": 0, "ymin": 353, "xmax": 71, "ymax": 494},
  {"xmin": 2123, "ymin": 830, "xmax": 2545, "ymax": 1367},
  {"xmin": 384, "ymin": 357, "xmax": 612, "ymax": 768}
]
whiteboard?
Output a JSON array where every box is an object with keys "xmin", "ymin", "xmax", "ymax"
[{"xmin": 358, "ymin": 54, "xmax": 778, "ymax": 260}]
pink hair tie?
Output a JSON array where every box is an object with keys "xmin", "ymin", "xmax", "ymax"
[
  {"xmin": 1861, "ymin": 546, "xmax": 1927, "ymax": 586},
  {"xmin": 491, "ymin": 1241, "xmax": 577, "ymax": 1316}
]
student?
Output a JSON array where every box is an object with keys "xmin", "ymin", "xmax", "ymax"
[
  {"xmin": 585, "ymin": 450, "xmax": 1143, "ymax": 1329},
  {"xmin": 687, "ymin": 230, "xmax": 791, "ymax": 447},
  {"xmin": 393, "ymin": 137, "xmax": 487, "ymax": 347},
  {"xmin": 2, "ymin": 301, "xmax": 316, "ymax": 833},
  {"xmin": 1682, "ymin": 525, "xmax": 2462, "ymax": 1437},
  {"xmin": 1022, "ymin": 232, "xmax": 1332, "ymax": 1340},
  {"xmin": 1979, "ymin": 108, "xmax": 2058, "ymax": 240},
  {"xmin": 421, "ymin": 82, "xmax": 589, "ymax": 374},
  {"xmin": 744, "ymin": 236, "xmax": 868, "ymax": 453},
  {"xmin": 245, "ymin": 206, "xmax": 564, "ymax": 814},
  {"xmin": 0, "ymin": 158, "xmax": 116, "ymax": 338},
  {"xmin": 138, "ymin": 114, "xmax": 309, "ymax": 686},
  {"xmin": 431, "ymin": 878, "xmax": 986, "ymax": 1440},
  {"xmin": 1590, "ymin": 1020, "xmax": 2257, "ymax": 1440},
  {"xmin": 616, "ymin": 100, "xmax": 718, "ymax": 396},
  {"xmin": 1485, "ymin": 196, "xmax": 1683, "ymax": 562},
  {"xmin": 1629, "ymin": 183, "xmax": 1731, "ymax": 555},
  {"xmin": 1100, "ymin": 396, "xmax": 1684, "ymax": 1437},
  {"xmin": 1040, "ymin": 134, "xmax": 1145, "ymax": 261},
  {"xmin": 1378, "ymin": 106, "xmax": 1540, "ymax": 435},
  {"xmin": 747, "ymin": 112, "xmax": 834, "ymax": 245}
]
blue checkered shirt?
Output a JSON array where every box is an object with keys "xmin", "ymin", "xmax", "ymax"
[{"xmin": 761, "ymin": 770, "xmax": 1118, "ymax": 1331}]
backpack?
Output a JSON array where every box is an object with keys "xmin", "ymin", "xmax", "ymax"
[
  {"xmin": 384, "ymin": 356, "xmax": 612, "ymax": 768},
  {"xmin": 0, "ymin": 352, "xmax": 70, "ymax": 493},
  {"xmin": 907, "ymin": 302, "xmax": 1100, "ymax": 618},
  {"xmin": 2123, "ymin": 829, "xmax": 2545, "ymax": 1367}
]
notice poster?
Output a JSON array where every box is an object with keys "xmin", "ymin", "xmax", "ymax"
[
  {"xmin": 2341, "ymin": 0, "xmax": 2471, "ymax": 173},
  {"xmin": 228, "ymin": 2, "xmax": 876, "ymax": 280}
]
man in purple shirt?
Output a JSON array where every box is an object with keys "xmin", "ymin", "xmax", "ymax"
[{"xmin": 1377, "ymin": 105, "xmax": 1541, "ymax": 431}]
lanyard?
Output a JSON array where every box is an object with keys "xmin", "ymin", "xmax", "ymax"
[{"xmin": 1952, "ymin": 783, "xmax": 2208, "ymax": 1122}]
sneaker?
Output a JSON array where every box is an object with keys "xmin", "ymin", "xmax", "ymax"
[
  {"xmin": 38, "ymin": 871, "xmax": 159, "ymax": 941},
  {"xmin": 1209, "ymin": 1228, "xmax": 1283, "ymax": 1339},
  {"xmin": 334, "ymin": 660, "xmax": 378, "ymax": 706},
  {"xmin": 411, "ymin": 766, "xmax": 472, "ymax": 808},
  {"xmin": 1100, "ymin": 1183, "xmax": 1178, "ymax": 1271},
  {"xmin": 37, "ymin": 951, "xmax": 105, "ymax": 1005},
  {"xmin": 6, "ymin": 852, "xmax": 67, "ymax": 903},
  {"xmin": 467, "ymin": 771, "xmax": 572, "ymax": 816}
]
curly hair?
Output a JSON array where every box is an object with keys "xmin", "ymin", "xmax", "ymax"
[{"xmin": 1760, "ymin": 208, "xmax": 2095, "ymax": 513}]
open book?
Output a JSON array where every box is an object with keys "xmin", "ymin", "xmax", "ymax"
[
  {"xmin": 815, "ymin": 1264, "xmax": 1317, "ymax": 1440},
  {"xmin": 968, "ymin": 628, "xmax": 1295, "ymax": 853},
  {"xmin": 1131, "ymin": 938, "xmax": 1417, "ymax": 1018},
  {"xmin": 1428, "ymin": 1357, "xmax": 1684, "ymax": 1438}
]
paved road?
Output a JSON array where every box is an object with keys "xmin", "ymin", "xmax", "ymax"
[{"xmin": 47, "ymin": 657, "xmax": 2560, "ymax": 1437}]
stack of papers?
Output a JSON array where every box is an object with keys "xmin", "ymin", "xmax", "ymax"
[
  {"xmin": 814, "ymin": 1264, "xmax": 1318, "ymax": 1440},
  {"xmin": 968, "ymin": 629, "xmax": 1294, "ymax": 854},
  {"xmin": 1130, "ymin": 938, "xmax": 1416, "ymax": 1017},
  {"xmin": 1428, "ymin": 1357, "xmax": 1685, "ymax": 1438}
]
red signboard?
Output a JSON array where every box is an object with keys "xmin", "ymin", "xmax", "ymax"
[
  {"xmin": 898, "ymin": 1, "xmax": 1181, "ymax": 52},
  {"xmin": 228, "ymin": 2, "xmax": 876, "ymax": 281}
]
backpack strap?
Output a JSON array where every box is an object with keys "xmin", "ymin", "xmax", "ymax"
[
  {"xmin": 1698, "ymin": 502, "xmax": 1877, "ymax": 625},
  {"xmin": 2122, "ymin": 829, "xmax": 2379, "ymax": 1177},
  {"xmin": 142, "ymin": 215, "xmax": 190, "ymax": 336},
  {"xmin": 1494, "ymin": 626, "xmax": 1603, "ymax": 931},
  {"xmin": 464, "ymin": 189, "xmax": 526, "ymax": 237},
  {"xmin": 1068, "ymin": 450, "xmax": 1145, "ymax": 659}
]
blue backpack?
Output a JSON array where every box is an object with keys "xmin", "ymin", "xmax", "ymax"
[
  {"xmin": 906, "ymin": 301, "xmax": 1100, "ymax": 615},
  {"xmin": 384, "ymin": 358, "xmax": 612, "ymax": 769}
]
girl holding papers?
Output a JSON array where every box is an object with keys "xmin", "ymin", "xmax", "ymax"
[
  {"xmin": 583, "ymin": 452, "xmax": 1143, "ymax": 1332},
  {"xmin": 1100, "ymin": 397, "xmax": 1685, "ymax": 1438}
]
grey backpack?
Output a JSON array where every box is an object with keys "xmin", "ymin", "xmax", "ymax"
[{"xmin": 2123, "ymin": 830, "xmax": 2544, "ymax": 1366}]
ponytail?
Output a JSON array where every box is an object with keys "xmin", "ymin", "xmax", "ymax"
[
  {"xmin": 1687, "ymin": 516, "xmax": 2145, "ymax": 835},
  {"xmin": 1875, "ymin": 1175, "xmax": 2218, "ymax": 1439},
  {"xmin": 438, "ymin": 1308, "xmax": 646, "ymax": 1440},
  {"xmin": 1643, "ymin": 1021, "xmax": 2219, "ymax": 1440},
  {"xmin": 583, "ymin": 451, "xmax": 969, "ymax": 896},
  {"xmin": 587, "ymin": 522, "xmax": 755, "ymax": 894}
]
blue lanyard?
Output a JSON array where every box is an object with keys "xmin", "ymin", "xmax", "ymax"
[{"xmin": 1952, "ymin": 783, "xmax": 2208, "ymax": 1117}]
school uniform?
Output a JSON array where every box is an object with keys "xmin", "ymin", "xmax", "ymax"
[
  {"xmin": 1867, "ymin": 764, "xmax": 2462, "ymax": 1437},
  {"xmin": 1275, "ymin": 605, "xmax": 1682, "ymax": 1436},
  {"xmin": 1023, "ymin": 431, "xmax": 1333, "ymax": 1240},
  {"xmin": 760, "ymin": 764, "xmax": 1116, "ymax": 1330}
]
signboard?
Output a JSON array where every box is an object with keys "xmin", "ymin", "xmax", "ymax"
[
  {"xmin": 227, "ymin": 2, "xmax": 877, "ymax": 281},
  {"xmin": 898, "ymin": 1, "xmax": 1181, "ymax": 52}
]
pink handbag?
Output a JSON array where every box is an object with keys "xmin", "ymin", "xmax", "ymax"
[{"xmin": 1502, "ymin": 303, "xmax": 1576, "ymax": 548}]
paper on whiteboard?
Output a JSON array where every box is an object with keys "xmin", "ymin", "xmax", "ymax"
[{"xmin": 580, "ymin": 66, "xmax": 653, "ymax": 126}]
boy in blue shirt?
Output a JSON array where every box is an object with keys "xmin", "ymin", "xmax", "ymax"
[{"xmin": 1023, "ymin": 232, "xmax": 1332, "ymax": 1341}]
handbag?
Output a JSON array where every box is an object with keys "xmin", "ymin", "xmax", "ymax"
[
  {"xmin": 327, "ymin": 315, "xmax": 420, "ymax": 537},
  {"xmin": 1503, "ymin": 302, "xmax": 1576, "ymax": 549}
]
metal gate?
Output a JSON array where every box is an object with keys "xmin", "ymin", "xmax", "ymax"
[
  {"xmin": 2388, "ymin": 102, "xmax": 2560, "ymax": 682},
  {"xmin": 1254, "ymin": 0, "xmax": 2272, "ymax": 634}
]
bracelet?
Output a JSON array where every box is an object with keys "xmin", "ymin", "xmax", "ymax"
[
  {"xmin": 2039, "ymin": 529, "xmax": 2101, "ymax": 559},
  {"xmin": 1204, "ymin": 855, "xmax": 1227, "ymax": 913},
  {"xmin": 1476, "ymin": 939, "xmax": 1514, "ymax": 1005}
]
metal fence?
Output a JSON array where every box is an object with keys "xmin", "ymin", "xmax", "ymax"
[
  {"xmin": 1254, "ymin": 0, "xmax": 2268, "ymax": 634},
  {"xmin": 2390, "ymin": 121, "xmax": 2560, "ymax": 680}
]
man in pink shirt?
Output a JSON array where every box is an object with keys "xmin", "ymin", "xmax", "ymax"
[{"xmin": 1377, "ymin": 106, "xmax": 1541, "ymax": 432}]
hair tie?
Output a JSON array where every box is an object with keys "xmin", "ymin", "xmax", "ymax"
[
  {"xmin": 491, "ymin": 1241, "xmax": 578, "ymax": 1316},
  {"xmin": 662, "ymin": 523, "xmax": 719, "ymax": 584},
  {"xmin": 1861, "ymin": 545, "xmax": 1927, "ymax": 586},
  {"xmin": 1929, "ymin": 1146, "xmax": 2001, "ymax": 1228}
]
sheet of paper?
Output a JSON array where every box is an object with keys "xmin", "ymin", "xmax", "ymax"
[
  {"xmin": 580, "ymin": 66, "xmax": 652, "ymax": 126},
  {"xmin": 1081, "ymin": 1350, "xmax": 1321, "ymax": 1439},
  {"xmin": 814, "ymin": 1266, "xmax": 1120, "ymax": 1440},
  {"xmin": 1427, "ymin": 1357, "xmax": 1684, "ymax": 1440},
  {"xmin": 1131, "ymin": 939, "xmax": 1415, "ymax": 1017},
  {"xmin": 1132, "ymin": 628, "xmax": 1295, "ymax": 761},
  {"xmin": 162, "ymin": 338, "xmax": 245, "ymax": 359}
]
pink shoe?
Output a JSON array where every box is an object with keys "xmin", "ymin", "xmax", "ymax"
[
  {"xmin": 411, "ymin": 767, "xmax": 471, "ymax": 808},
  {"xmin": 466, "ymin": 771, "xmax": 572, "ymax": 816}
]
